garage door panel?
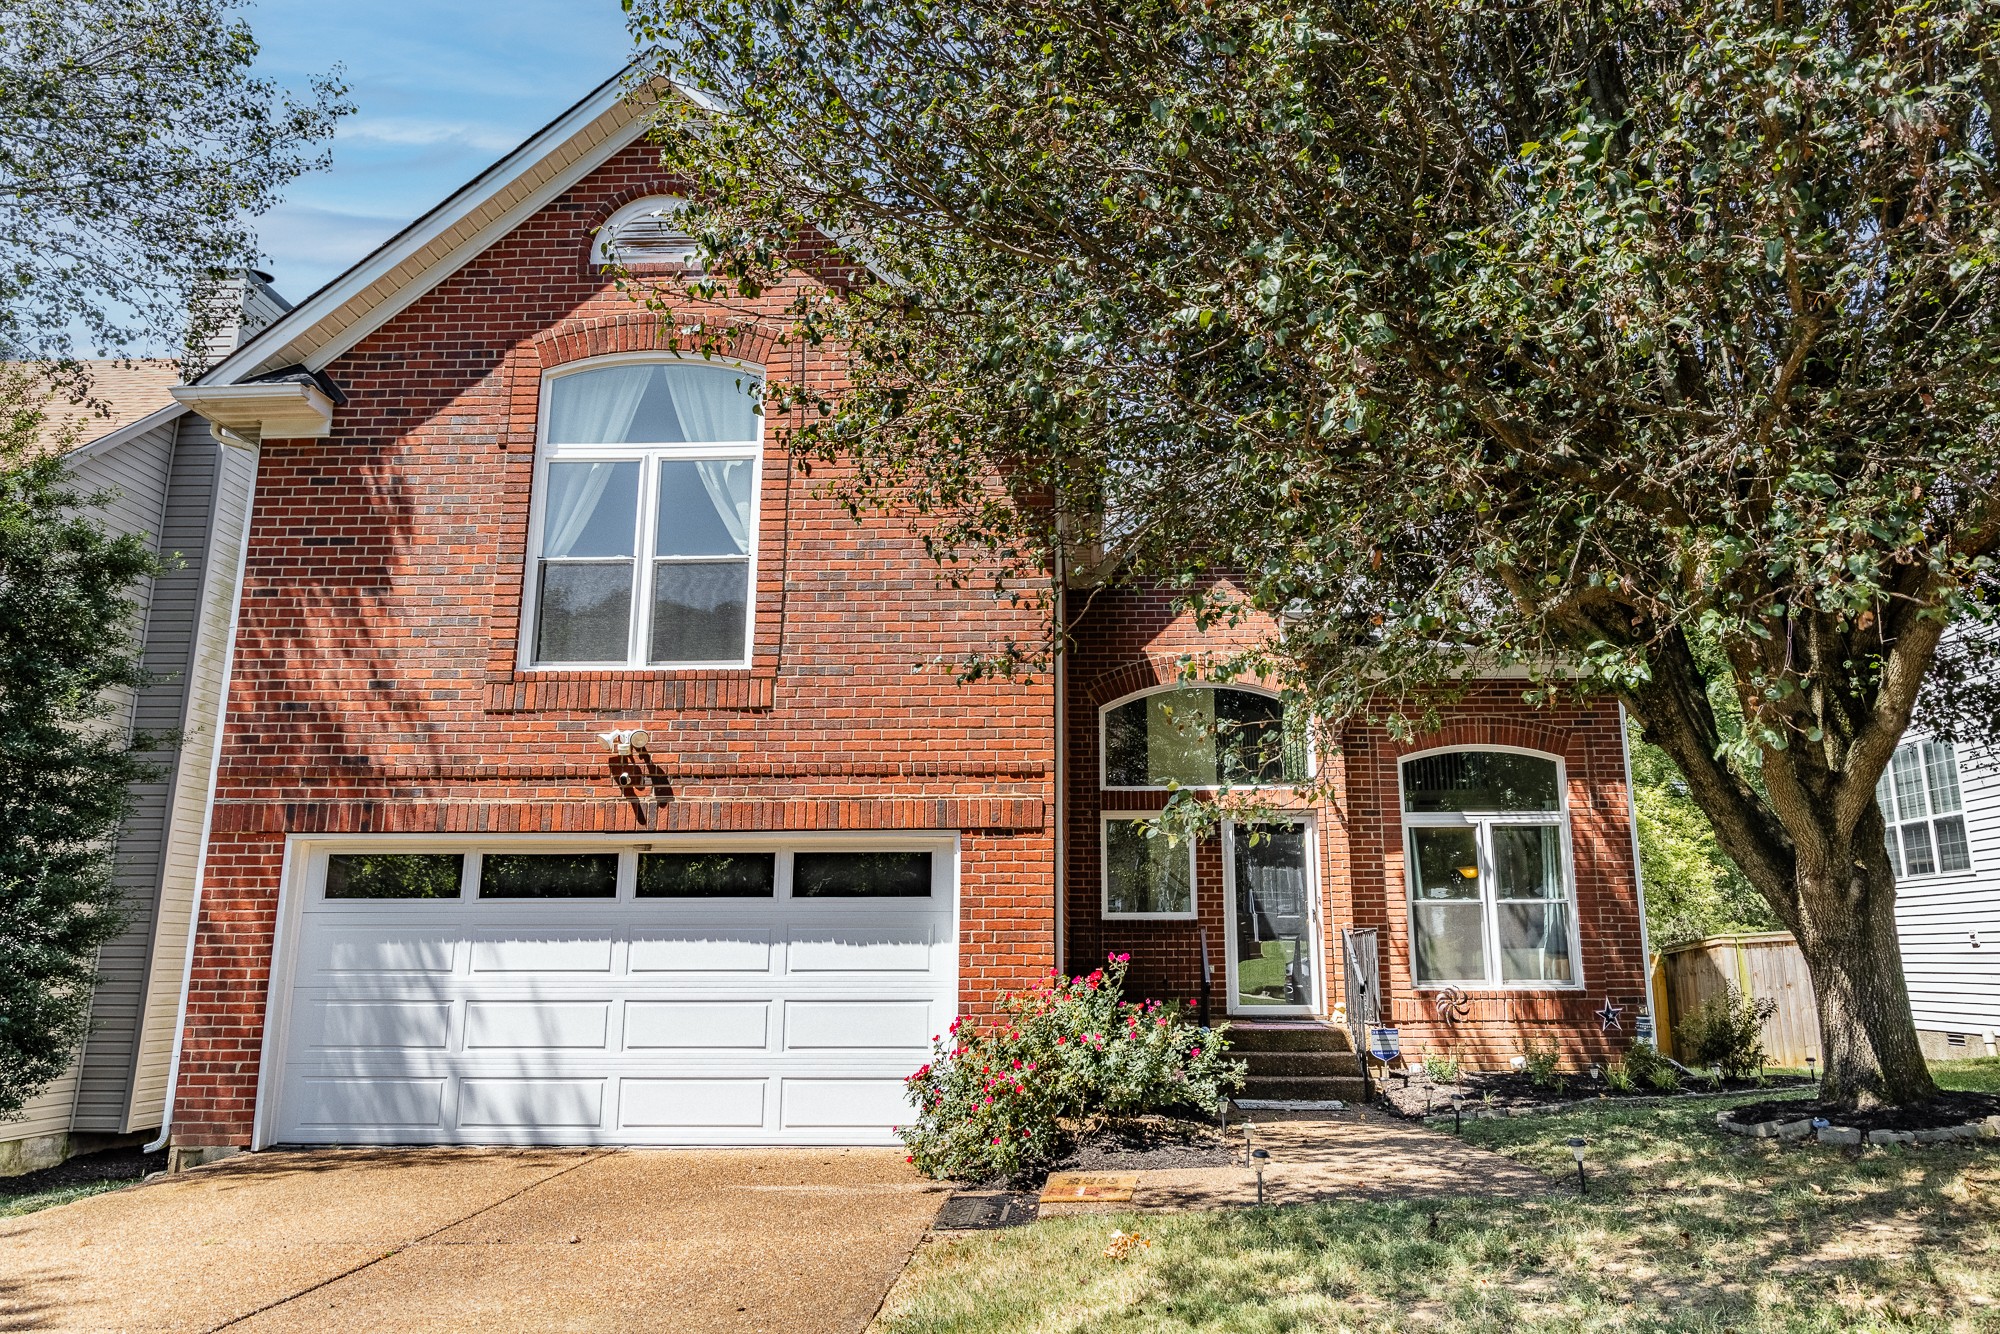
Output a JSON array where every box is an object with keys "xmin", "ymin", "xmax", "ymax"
[
  {"xmin": 629, "ymin": 932, "xmax": 772, "ymax": 973},
  {"xmin": 317, "ymin": 931, "xmax": 455, "ymax": 975},
  {"xmin": 787, "ymin": 927, "xmax": 933, "ymax": 972},
  {"xmin": 458, "ymin": 1078, "xmax": 605, "ymax": 1128},
  {"xmin": 464, "ymin": 1001, "xmax": 609, "ymax": 1050},
  {"xmin": 625, "ymin": 1001, "xmax": 768, "ymax": 1049},
  {"xmin": 469, "ymin": 938, "xmax": 614, "ymax": 973},
  {"xmin": 785, "ymin": 1001, "xmax": 930, "ymax": 1051},
  {"xmin": 310, "ymin": 999, "xmax": 452, "ymax": 1051},
  {"xmin": 293, "ymin": 1077, "xmax": 446, "ymax": 1129},
  {"xmin": 620, "ymin": 1078, "xmax": 768, "ymax": 1128},
  {"xmin": 781, "ymin": 1078, "xmax": 915, "ymax": 1129}
]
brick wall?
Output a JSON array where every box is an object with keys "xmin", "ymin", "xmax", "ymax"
[
  {"xmin": 1064, "ymin": 582, "xmax": 1651, "ymax": 1069},
  {"xmin": 170, "ymin": 145, "xmax": 1057, "ymax": 1147}
]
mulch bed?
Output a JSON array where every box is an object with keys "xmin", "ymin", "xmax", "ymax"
[
  {"xmin": 1373, "ymin": 1067, "xmax": 1815, "ymax": 1119},
  {"xmin": 0, "ymin": 1145, "xmax": 166, "ymax": 1199},
  {"xmin": 1720, "ymin": 1091, "xmax": 2000, "ymax": 1135}
]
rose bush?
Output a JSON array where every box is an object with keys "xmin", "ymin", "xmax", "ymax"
[{"xmin": 897, "ymin": 954, "xmax": 1245, "ymax": 1181}]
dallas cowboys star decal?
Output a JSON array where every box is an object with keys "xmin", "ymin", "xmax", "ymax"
[{"xmin": 1595, "ymin": 998, "xmax": 1624, "ymax": 1033}]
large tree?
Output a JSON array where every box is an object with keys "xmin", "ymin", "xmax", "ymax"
[
  {"xmin": 0, "ymin": 0, "xmax": 347, "ymax": 377},
  {"xmin": 0, "ymin": 1, "xmax": 343, "ymax": 1115},
  {"xmin": 629, "ymin": 0, "xmax": 2000, "ymax": 1107}
]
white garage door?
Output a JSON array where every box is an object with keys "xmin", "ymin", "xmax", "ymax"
[{"xmin": 265, "ymin": 840, "xmax": 956, "ymax": 1146}]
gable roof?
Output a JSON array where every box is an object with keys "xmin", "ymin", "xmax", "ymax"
[
  {"xmin": 200, "ymin": 69, "xmax": 662, "ymax": 387},
  {"xmin": 25, "ymin": 360, "xmax": 184, "ymax": 456}
]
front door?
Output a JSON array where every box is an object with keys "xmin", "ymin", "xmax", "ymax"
[{"xmin": 1223, "ymin": 820, "xmax": 1322, "ymax": 1016}]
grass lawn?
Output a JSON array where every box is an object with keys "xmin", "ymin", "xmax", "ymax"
[
  {"xmin": 875, "ymin": 1064, "xmax": 2000, "ymax": 1332},
  {"xmin": 0, "ymin": 1177, "xmax": 131, "ymax": 1219}
]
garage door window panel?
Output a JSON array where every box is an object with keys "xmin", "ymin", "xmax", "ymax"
[
  {"xmin": 529, "ymin": 360, "xmax": 762, "ymax": 670},
  {"xmin": 325, "ymin": 853, "xmax": 465, "ymax": 900},
  {"xmin": 638, "ymin": 851, "xmax": 776, "ymax": 898},
  {"xmin": 479, "ymin": 853, "xmax": 620, "ymax": 899},
  {"xmin": 793, "ymin": 851, "xmax": 932, "ymax": 898}
]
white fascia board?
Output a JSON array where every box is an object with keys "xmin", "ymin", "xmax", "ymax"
[
  {"xmin": 172, "ymin": 382, "xmax": 334, "ymax": 445},
  {"xmin": 63, "ymin": 403, "xmax": 189, "ymax": 465},
  {"xmin": 201, "ymin": 70, "xmax": 657, "ymax": 386}
]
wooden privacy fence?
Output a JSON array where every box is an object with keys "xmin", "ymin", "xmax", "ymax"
[{"xmin": 1657, "ymin": 932, "xmax": 1822, "ymax": 1068}]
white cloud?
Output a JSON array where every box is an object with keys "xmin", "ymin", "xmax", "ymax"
[{"xmin": 336, "ymin": 117, "xmax": 521, "ymax": 154}]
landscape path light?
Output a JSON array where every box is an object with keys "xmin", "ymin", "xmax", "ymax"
[
  {"xmin": 1251, "ymin": 1148, "xmax": 1270, "ymax": 1206},
  {"xmin": 1806, "ymin": 1055, "xmax": 1817, "ymax": 1085},
  {"xmin": 1450, "ymin": 1093, "xmax": 1465, "ymax": 1133},
  {"xmin": 1567, "ymin": 1136, "xmax": 1588, "ymax": 1195}
]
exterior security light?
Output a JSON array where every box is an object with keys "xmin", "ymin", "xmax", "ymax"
[{"xmin": 597, "ymin": 728, "xmax": 652, "ymax": 757}]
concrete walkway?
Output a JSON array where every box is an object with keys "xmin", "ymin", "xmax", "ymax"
[
  {"xmin": 1038, "ymin": 1109, "xmax": 1552, "ymax": 1217},
  {"xmin": 0, "ymin": 1147, "xmax": 946, "ymax": 1333}
]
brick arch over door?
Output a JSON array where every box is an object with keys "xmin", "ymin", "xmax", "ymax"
[{"xmin": 1080, "ymin": 655, "xmax": 1287, "ymax": 713}]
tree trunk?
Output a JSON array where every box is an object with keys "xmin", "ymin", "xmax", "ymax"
[{"xmin": 1792, "ymin": 852, "xmax": 1938, "ymax": 1109}]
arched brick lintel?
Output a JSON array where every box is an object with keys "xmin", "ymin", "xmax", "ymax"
[
  {"xmin": 1080, "ymin": 655, "xmax": 1285, "ymax": 713},
  {"xmin": 1384, "ymin": 716, "xmax": 1583, "ymax": 769}
]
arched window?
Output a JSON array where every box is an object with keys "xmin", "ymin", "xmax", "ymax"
[
  {"xmin": 524, "ymin": 359, "xmax": 763, "ymax": 668},
  {"xmin": 1400, "ymin": 749, "xmax": 1579, "ymax": 989},
  {"xmin": 1100, "ymin": 686, "xmax": 1305, "ymax": 790},
  {"xmin": 594, "ymin": 195, "xmax": 699, "ymax": 268}
]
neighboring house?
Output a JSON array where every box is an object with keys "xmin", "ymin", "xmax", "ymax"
[
  {"xmin": 2, "ymin": 275, "xmax": 292, "ymax": 1174},
  {"xmin": 53, "ymin": 73, "xmax": 1653, "ymax": 1162},
  {"xmin": 1880, "ymin": 734, "xmax": 2000, "ymax": 1057}
]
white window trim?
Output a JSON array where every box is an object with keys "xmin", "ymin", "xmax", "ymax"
[
  {"xmin": 1098, "ymin": 682, "xmax": 1310, "ymax": 792},
  {"xmin": 518, "ymin": 353, "xmax": 764, "ymax": 672},
  {"xmin": 1880, "ymin": 737, "xmax": 1975, "ymax": 882},
  {"xmin": 1100, "ymin": 812, "xmax": 1199, "ymax": 920},
  {"xmin": 1399, "ymin": 745, "xmax": 1585, "ymax": 993}
]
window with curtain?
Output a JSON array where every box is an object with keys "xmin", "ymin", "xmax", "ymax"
[
  {"xmin": 528, "ymin": 361, "xmax": 762, "ymax": 667},
  {"xmin": 1401, "ymin": 750, "xmax": 1579, "ymax": 988},
  {"xmin": 1877, "ymin": 739, "xmax": 1973, "ymax": 878}
]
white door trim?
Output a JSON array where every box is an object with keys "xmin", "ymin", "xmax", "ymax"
[{"xmin": 1220, "ymin": 817, "xmax": 1323, "ymax": 1018}]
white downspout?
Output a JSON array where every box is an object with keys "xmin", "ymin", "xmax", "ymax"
[
  {"xmin": 144, "ymin": 441, "xmax": 261, "ymax": 1157},
  {"xmin": 1618, "ymin": 704, "xmax": 1658, "ymax": 1033},
  {"xmin": 1052, "ymin": 552, "xmax": 1067, "ymax": 976}
]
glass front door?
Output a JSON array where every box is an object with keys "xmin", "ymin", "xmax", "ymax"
[{"xmin": 1226, "ymin": 821, "xmax": 1320, "ymax": 1014}]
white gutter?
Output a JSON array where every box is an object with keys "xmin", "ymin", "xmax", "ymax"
[{"xmin": 144, "ymin": 447, "xmax": 262, "ymax": 1156}]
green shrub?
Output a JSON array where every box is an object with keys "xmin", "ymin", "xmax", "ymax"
[
  {"xmin": 1422, "ymin": 1051, "xmax": 1462, "ymax": 1085},
  {"xmin": 1678, "ymin": 985, "xmax": 1778, "ymax": 1079},
  {"xmin": 898, "ymin": 954, "xmax": 1245, "ymax": 1181},
  {"xmin": 1522, "ymin": 1036, "xmax": 1564, "ymax": 1089},
  {"xmin": 1604, "ymin": 1061, "xmax": 1636, "ymax": 1093},
  {"xmin": 1625, "ymin": 1040, "xmax": 1681, "ymax": 1092}
]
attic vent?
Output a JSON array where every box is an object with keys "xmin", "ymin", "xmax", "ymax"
[{"xmin": 596, "ymin": 195, "xmax": 699, "ymax": 268}]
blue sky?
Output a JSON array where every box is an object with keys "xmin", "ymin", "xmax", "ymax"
[{"xmin": 246, "ymin": 1, "xmax": 635, "ymax": 302}]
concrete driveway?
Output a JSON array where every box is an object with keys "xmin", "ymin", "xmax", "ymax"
[{"xmin": 0, "ymin": 1147, "xmax": 946, "ymax": 1333}]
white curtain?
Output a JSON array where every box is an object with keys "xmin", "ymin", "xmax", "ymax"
[
  {"xmin": 695, "ymin": 460, "xmax": 753, "ymax": 553},
  {"xmin": 548, "ymin": 365, "xmax": 652, "ymax": 444},
  {"xmin": 664, "ymin": 366, "xmax": 758, "ymax": 442},
  {"xmin": 543, "ymin": 462, "xmax": 630, "ymax": 558}
]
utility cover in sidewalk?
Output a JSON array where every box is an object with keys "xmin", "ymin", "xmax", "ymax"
[
  {"xmin": 935, "ymin": 1192, "xmax": 1039, "ymax": 1230},
  {"xmin": 1039, "ymin": 1172, "xmax": 1139, "ymax": 1203}
]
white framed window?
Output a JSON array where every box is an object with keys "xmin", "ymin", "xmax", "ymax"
[
  {"xmin": 521, "ymin": 357, "xmax": 762, "ymax": 669},
  {"xmin": 1400, "ymin": 747, "xmax": 1582, "ymax": 990},
  {"xmin": 1877, "ymin": 739, "xmax": 1973, "ymax": 878},
  {"xmin": 1100, "ymin": 684, "xmax": 1308, "ymax": 790},
  {"xmin": 1101, "ymin": 814, "xmax": 1197, "ymax": 919},
  {"xmin": 595, "ymin": 194, "xmax": 699, "ymax": 268}
]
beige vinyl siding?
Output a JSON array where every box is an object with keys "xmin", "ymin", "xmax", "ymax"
[
  {"xmin": 1893, "ymin": 737, "xmax": 2000, "ymax": 1035},
  {"xmin": 125, "ymin": 432, "xmax": 259, "ymax": 1127},
  {"xmin": 60, "ymin": 416, "xmax": 182, "ymax": 1131}
]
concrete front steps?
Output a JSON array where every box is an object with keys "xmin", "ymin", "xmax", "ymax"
[{"xmin": 1224, "ymin": 1020, "xmax": 1370, "ymax": 1104}]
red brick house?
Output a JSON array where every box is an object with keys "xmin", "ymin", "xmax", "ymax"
[{"xmin": 153, "ymin": 75, "xmax": 1652, "ymax": 1157}]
